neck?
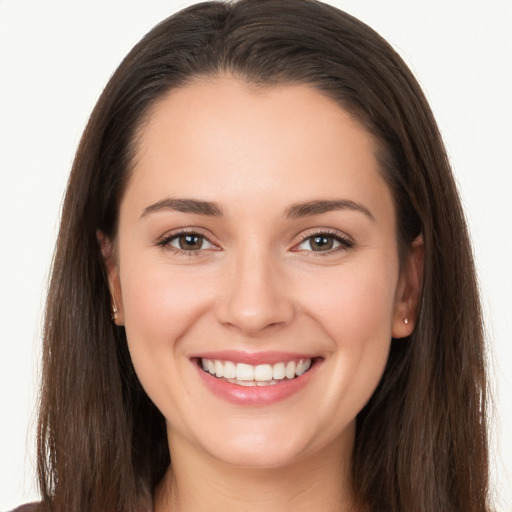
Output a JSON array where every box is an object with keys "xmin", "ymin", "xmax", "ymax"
[{"xmin": 154, "ymin": 426, "xmax": 356, "ymax": 512}]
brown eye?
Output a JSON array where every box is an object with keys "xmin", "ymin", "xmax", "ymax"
[
  {"xmin": 178, "ymin": 234, "xmax": 204, "ymax": 250},
  {"xmin": 310, "ymin": 235, "xmax": 334, "ymax": 251},
  {"xmin": 296, "ymin": 233, "xmax": 350, "ymax": 253},
  {"xmin": 165, "ymin": 232, "xmax": 213, "ymax": 252}
]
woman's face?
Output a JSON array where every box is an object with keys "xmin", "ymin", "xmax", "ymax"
[{"xmin": 107, "ymin": 77, "xmax": 418, "ymax": 469}]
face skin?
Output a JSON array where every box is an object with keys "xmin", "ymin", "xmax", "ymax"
[{"xmin": 103, "ymin": 76, "xmax": 422, "ymax": 510}]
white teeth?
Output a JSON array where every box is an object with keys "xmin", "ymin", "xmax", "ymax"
[
  {"xmin": 254, "ymin": 364, "xmax": 273, "ymax": 381},
  {"xmin": 236, "ymin": 379, "xmax": 257, "ymax": 387},
  {"xmin": 257, "ymin": 380, "xmax": 279, "ymax": 386},
  {"xmin": 296, "ymin": 359, "xmax": 311, "ymax": 376},
  {"xmin": 272, "ymin": 362, "xmax": 286, "ymax": 380},
  {"xmin": 285, "ymin": 361, "xmax": 296, "ymax": 379},
  {"xmin": 200, "ymin": 357, "xmax": 313, "ymax": 385},
  {"xmin": 224, "ymin": 360, "xmax": 236, "ymax": 379},
  {"xmin": 214, "ymin": 360, "xmax": 224, "ymax": 378},
  {"xmin": 236, "ymin": 363, "xmax": 254, "ymax": 381}
]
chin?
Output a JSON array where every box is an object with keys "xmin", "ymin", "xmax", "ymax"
[
  {"xmin": 191, "ymin": 419, "xmax": 349, "ymax": 471},
  {"xmin": 209, "ymin": 439, "xmax": 308, "ymax": 470}
]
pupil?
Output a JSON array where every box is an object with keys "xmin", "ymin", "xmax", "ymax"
[
  {"xmin": 312, "ymin": 236, "xmax": 333, "ymax": 251},
  {"xmin": 179, "ymin": 234, "xmax": 202, "ymax": 250}
]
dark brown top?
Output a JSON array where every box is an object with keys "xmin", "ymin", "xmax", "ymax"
[{"xmin": 10, "ymin": 503, "xmax": 40, "ymax": 512}]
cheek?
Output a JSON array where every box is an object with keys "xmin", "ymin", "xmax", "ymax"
[
  {"xmin": 297, "ymin": 261, "xmax": 398, "ymax": 407},
  {"xmin": 301, "ymin": 262, "xmax": 398, "ymax": 342},
  {"xmin": 122, "ymin": 270, "xmax": 203, "ymax": 333},
  {"xmin": 118, "ymin": 257, "xmax": 214, "ymax": 374},
  {"xmin": 118, "ymin": 261, "xmax": 219, "ymax": 432}
]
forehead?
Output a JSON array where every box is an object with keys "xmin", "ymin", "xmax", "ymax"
[{"xmin": 125, "ymin": 77, "xmax": 393, "ymax": 222}]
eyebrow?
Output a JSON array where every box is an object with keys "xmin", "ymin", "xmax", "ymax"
[
  {"xmin": 141, "ymin": 198, "xmax": 224, "ymax": 218},
  {"xmin": 284, "ymin": 199, "xmax": 375, "ymax": 221},
  {"xmin": 140, "ymin": 197, "xmax": 375, "ymax": 221}
]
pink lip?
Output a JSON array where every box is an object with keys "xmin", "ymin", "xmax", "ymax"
[
  {"xmin": 193, "ymin": 354, "xmax": 322, "ymax": 406},
  {"xmin": 192, "ymin": 350, "xmax": 315, "ymax": 365}
]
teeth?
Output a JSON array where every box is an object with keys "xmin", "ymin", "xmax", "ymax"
[
  {"xmin": 273, "ymin": 362, "xmax": 286, "ymax": 380},
  {"xmin": 254, "ymin": 364, "xmax": 273, "ymax": 381},
  {"xmin": 214, "ymin": 360, "xmax": 224, "ymax": 378},
  {"xmin": 200, "ymin": 358, "xmax": 313, "ymax": 385},
  {"xmin": 296, "ymin": 359, "xmax": 311, "ymax": 376},
  {"xmin": 285, "ymin": 361, "xmax": 296, "ymax": 379},
  {"xmin": 224, "ymin": 360, "xmax": 236, "ymax": 379},
  {"xmin": 236, "ymin": 363, "xmax": 254, "ymax": 381}
]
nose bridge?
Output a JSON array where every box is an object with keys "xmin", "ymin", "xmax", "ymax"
[{"xmin": 217, "ymin": 239, "xmax": 294, "ymax": 334}]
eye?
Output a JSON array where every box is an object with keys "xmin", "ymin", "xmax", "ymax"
[
  {"xmin": 295, "ymin": 232, "xmax": 352, "ymax": 253},
  {"xmin": 160, "ymin": 232, "xmax": 215, "ymax": 252}
]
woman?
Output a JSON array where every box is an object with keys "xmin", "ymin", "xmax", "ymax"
[{"xmin": 11, "ymin": 0, "xmax": 490, "ymax": 510}]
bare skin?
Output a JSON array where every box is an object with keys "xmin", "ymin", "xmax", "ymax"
[
  {"xmin": 102, "ymin": 76, "xmax": 423, "ymax": 511},
  {"xmin": 153, "ymin": 426, "xmax": 354, "ymax": 512}
]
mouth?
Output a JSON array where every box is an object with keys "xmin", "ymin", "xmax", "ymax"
[
  {"xmin": 193, "ymin": 353, "xmax": 322, "ymax": 405},
  {"xmin": 197, "ymin": 357, "xmax": 316, "ymax": 387}
]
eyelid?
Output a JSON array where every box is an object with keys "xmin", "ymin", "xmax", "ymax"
[
  {"xmin": 156, "ymin": 227, "xmax": 220, "ymax": 253},
  {"xmin": 168, "ymin": 234, "xmax": 214, "ymax": 251},
  {"xmin": 292, "ymin": 228, "xmax": 354, "ymax": 253}
]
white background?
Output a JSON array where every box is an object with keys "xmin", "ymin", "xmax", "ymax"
[{"xmin": 0, "ymin": 1, "xmax": 511, "ymax": 510}]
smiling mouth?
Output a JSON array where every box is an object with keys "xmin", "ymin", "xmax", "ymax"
[{"xmin": 199, "ymin": 358, "xmax": 315, "ymax": 387}]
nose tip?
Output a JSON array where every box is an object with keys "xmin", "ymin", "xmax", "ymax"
[
  {"xmin": 215, "ymin": 258, "xmax": 295, "ymax": 335},
  {"xmin": 223, "ymin": 301, "xmax": 290, "ymax": 334}
]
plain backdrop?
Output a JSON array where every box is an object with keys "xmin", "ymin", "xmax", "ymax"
[{"xmin": 0, "ymin": 1, "xmax": 511, "ymax": 510}]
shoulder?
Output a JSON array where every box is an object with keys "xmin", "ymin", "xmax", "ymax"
[{"xmin": 10, "ymin": 503, "xmax": 41, "ymax": 512}]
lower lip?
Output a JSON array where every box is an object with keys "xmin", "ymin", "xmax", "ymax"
[{"xmin": 195, "ymin": 360, "xmax": 320, "ymax": 406}]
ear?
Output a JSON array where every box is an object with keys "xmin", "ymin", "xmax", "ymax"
[
  {"xmin": 96, "ymin": 230, "xmax": 125, "ymax": 326},
  {"xmin": 392, "ymin": 235, "xmax": 424, "ymax": 339}
]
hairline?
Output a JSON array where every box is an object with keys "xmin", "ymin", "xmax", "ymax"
[{"xmin": 112, "ymin": 71, "xmax": 407, "ymax": 258}]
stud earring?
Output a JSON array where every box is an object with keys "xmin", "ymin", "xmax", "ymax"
[
  {"xmin": 111, "ymin": 298, "xmax": 119, "ymax": 322},
  {"xmin": 404, "ymin": 317, "xmax": 409, "ymax": 325}
]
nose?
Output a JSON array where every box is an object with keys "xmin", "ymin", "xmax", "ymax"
[{"xmin": 215, "ymin": 247, "xmax": 296, "ymax": 335}]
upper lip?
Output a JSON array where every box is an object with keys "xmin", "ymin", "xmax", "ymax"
[{"xmin": 191, "ymin": 350, "xmax": 320, "ymax": 365}]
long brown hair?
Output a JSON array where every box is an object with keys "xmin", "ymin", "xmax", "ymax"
[{"xmin": 37, "ymin": 1, "xmax": 489, "ymax": 510}]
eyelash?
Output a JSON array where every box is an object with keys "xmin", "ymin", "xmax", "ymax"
[
  {"xmin": 156, "ymin": 229, "xmax": 354, "ymax": 256},
  {"xmin": 294, "ymin": 229, "xmax": 354, "ymax": 255},
  {"xmin": 156, "ymin": 229, "xmax": 217, "ymax": 256}
]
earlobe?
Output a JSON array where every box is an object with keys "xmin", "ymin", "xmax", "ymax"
[
  {"xmin": 96, "ymin": 230, "xmax": 125, "ymax": 326},
  {"xmin": 392, "ymin": 235, "xmax": 424, "ymax": 339}
]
